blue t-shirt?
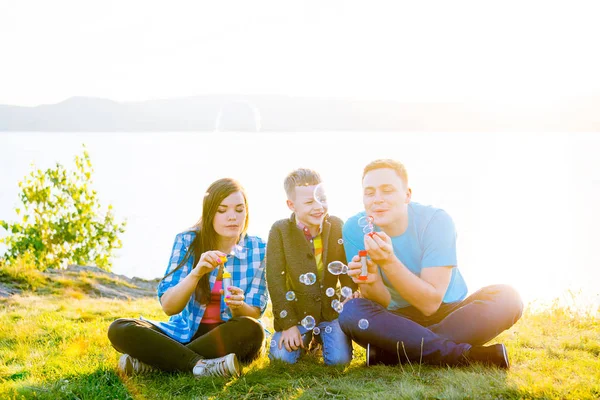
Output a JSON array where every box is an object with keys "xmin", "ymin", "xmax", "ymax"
[{"xmin": 342, "ymin": 202, "xmax": 467, "ymax": 310}]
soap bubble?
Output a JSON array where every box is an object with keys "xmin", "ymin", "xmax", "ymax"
[
  {"xmin": 281, "ymin": 271, "xmax": 285, "ymax": 275},
  {"xmin": 341, "ymin": 286, "xmax": 353, "ymax": 298},
  {"xmin": 301, "ymin": 315, "xmax": 316, "ymax": 330},
  {"xmin": 358, "ymin": 319, "xmax": 369, "ymax": 330},
  {"xmin": 300, "ymin": 272, "xmax": 316, "ymax": 285},
  {"xmin": 313, "ymin": 327, "xmax": 321, "ymax": 335},
  {"xmin": 279, "ymin": 310, "xmax": 288, "ymax": 318},
  {"xmin": 325, "ymin": 287, "xmax": 335, "ymax": 297},
  {"xmin": 324, "ymin": 326, "xmax": 332, "ymax": 334},
  {"xmin": 331, "ymin": 299, "xmax": 344, "ymax": 313},
  {"xmin": 313, "ymin": 183, "xmax": 327, "ymax": 205},
  {"xmin": 358, "ymin": 215, "xmax": 374, "ymax": 227},
  {"xmin": 337, "ymin": 238, "xmax": 344, "ymax": 245},
  {"xmin": 327, "ymin": 261, "xmax": 346, "ymax": 275},
  {"xmin": 270, "ymin": 339, "xmax": 277, "ymax": 347},
  {"xmin": 285, "ymin": 291, "xmax": 296, "ymax": 301},
  {"xmin": 358, "ymin": 215, "xmax": 374, "ymax": 234},
  {"xmin": 341, "ymin": 264, "xmax": 349, "ymax": 274}
]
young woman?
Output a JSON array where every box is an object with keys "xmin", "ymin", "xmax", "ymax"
[{"xmin": 108, "ymin": 178, "xmax": 268, "ymax": 378}]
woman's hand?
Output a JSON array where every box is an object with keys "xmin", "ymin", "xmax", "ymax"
[
  {"xmin": 223, "ymin": 285, "xmax": 245, "ymax": 309},
  {"xmin": 191, "ymin": 250, "xmax": 227, "ymax": 278}
]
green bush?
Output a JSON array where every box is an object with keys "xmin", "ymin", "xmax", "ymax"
[{"xmin": 0, "ymin": 147, "xmax": 126, "ymax": 271}]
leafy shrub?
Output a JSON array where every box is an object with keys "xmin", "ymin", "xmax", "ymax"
[{"xmin": 0, "ymin": 148, "xmax": 126, "ymax": 271}]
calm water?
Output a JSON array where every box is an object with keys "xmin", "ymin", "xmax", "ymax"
[{"xmin": 1, "ymin": 132, "xmax": 599, "ymax": 308}]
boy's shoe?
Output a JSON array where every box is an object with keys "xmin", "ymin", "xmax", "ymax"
[
  {"xmin": 193, "ymin": 353, "xmax": 240, "ymax": 378},
  {"xmin": 308, "ymin": 337, "xmax": 322, "ymax": 357},
  {"xmin": 464, "ymin": 343, "xmax": 510, "ymax": 369},
  {"xmin": 118, "ymin": 354, "xmax": 156, "ymax": 375}
]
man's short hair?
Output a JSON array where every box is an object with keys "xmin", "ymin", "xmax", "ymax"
[
  {"xmin": 284, "ymin": 168, "xmax": 322, "ymax": 199},
  {"xmin": 363, "ymin": 159, "xmax": 409, "ymax": 185}
]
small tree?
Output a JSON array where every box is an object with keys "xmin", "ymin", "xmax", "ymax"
[{"xmin": 0, "ymin": 147, "xmax": 126, "ymax": 271}]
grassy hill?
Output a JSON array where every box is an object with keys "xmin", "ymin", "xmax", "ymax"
[{"xmin": 0, "ymin": 265, "xmax": 598, "ymax": 399}]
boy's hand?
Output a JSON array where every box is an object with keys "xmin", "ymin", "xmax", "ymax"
[
  {"xmin": 191, "ymin": 250, "xmax": 227, "ymax": 278},
  {"xmin": 279, "ymin": 326, "xmax": 304, "ymax": 352},
  {"xmin": 347, "ymin": 254, "xmax": 380, "ymax": 284},
  {"xmin": 341, "ymin": 290, "xmax": 362, "ymax": 305},
  {"xmin": 364, "ymin": 232, "xmax": 395, "ymax": 268}
]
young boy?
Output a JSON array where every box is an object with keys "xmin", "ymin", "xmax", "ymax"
[{"xmin": 266, "ymin": 168, "xmax": 356, "ymax": 365}]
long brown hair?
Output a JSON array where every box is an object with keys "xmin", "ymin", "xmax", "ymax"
[{"xmin": 163, "ymin": 178, "xmax": 249, "ymax": 305}]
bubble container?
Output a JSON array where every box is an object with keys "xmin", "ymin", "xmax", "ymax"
[
  {"xmin": 222, "ymin": 267, "xmax": 232, "ymax": 294},
  {"xmin": 358, "ymin": 250, "xmax": 368, "ymax": 281}
]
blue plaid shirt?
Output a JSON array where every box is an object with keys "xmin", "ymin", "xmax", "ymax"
[{"xmin": 145, "ymin": 230, "xmax": 268, "ymax": 343}]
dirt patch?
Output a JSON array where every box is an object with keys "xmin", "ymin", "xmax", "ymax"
[
  {"xmin": 0, "ymin": 282, "xmax": 21, "ymax": 298},
  {"xmin": 0, "ymin": 265, "xmax": 160, "ymax": 300}
]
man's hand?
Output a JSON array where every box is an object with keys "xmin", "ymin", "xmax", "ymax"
[
  {"xmin": 191, "ymin": 250, "xmax": 227, "ymax": 278},
  {"xmin": 279, "ymin": 326, "xmax": 305, "ymax": 352},
  {"xmin": 347, "ymin": 254, "xmax": 380, "ymax": 284},
  {"xmin": 364, "ymin": 232, "xmax": 396, "ymax": 268}
]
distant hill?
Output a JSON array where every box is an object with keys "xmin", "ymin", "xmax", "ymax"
[{"xmin": 1, "ymin": 94, "xmax": 599, "ymax": 131}]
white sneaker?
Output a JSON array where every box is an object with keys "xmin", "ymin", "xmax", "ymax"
[
  {"xmin": 118, "ymin": 354, "xmax": 156, "ymax": 375},
  {"xmin": 193, "ymin": 353, "xmax": 240, "ymax": 378}
]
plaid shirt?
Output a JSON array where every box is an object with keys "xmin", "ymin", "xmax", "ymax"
[
  {"xmin": 296, "ymin": 220, "xmax": 323, "ymax": 249},
  {"xmin": 145, "ymin": 230, "xmax": 268, "ymax": 343},
  {"xmin": 297, "ymin": 220, "xmax": 324, "ymax": 279}
]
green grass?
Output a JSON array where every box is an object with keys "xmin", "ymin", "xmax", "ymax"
[
  {"xmin": 1, "ymin": 292, "xmax": 598, "ymax": 400},
  {"xmin": 0, "ymin": 258, "xmax": 598, "ymax": 399}
]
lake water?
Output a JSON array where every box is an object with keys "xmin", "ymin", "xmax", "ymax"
[{"xmin": 1, "ymin": 132, "xmax": 599, "ymax": 308}]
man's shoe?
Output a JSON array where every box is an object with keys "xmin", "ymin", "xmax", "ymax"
[
  {"xmin": 366, "ymin": 343, "xmax": 401, "ymax": 366},
  {"xmin": 118, "ymin": 354, "xmax": 156, "ymax": 375},
  {"xmin": 193, "ymin": 353, "xmax": 240, "ymax": 378},
  {"xmin": 366, "ymin": 343, "xmax": 376, "ymax": 366},
  {"xmin": 464, "ymin": 343, "xmax": 510, "ymax": 369}
]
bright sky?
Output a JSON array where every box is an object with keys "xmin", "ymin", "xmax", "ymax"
[{"xmin": 1, "ymin": 0, "xmax": 600, "ymax": 106}]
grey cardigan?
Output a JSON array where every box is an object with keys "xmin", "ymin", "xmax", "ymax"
[{"xmin": 266, "ymin": 213, "xmax": 356, "ymax": 332}]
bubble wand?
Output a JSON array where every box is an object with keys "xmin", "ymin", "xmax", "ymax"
[{"xmin": 357, "ymin": 216, "xmax": 375, "ymax": 281}]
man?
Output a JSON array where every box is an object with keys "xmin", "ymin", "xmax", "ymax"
[{"xmin": 339, "ymin": 159, "xmax": 523, "ymax": 368}]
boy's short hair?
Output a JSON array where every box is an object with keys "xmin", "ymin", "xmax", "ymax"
[
  {"xmin": 363, "ymin": 159, "xmax": 409, "ymax": 186},
  {"xmin": 284, "ymin": 168, "xmax": 322, "ymax": 200}
]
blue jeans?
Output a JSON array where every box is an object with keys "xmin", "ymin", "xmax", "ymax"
[
  {"xmin": 338, "ymin": 284, "xmax": 523, "ymax": 366},
  {"xmin": 268, "ymin": 319, "xmax": 352, "ymax": 365}
]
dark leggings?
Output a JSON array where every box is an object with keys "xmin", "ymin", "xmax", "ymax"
[{"xmin": 108, "ymin": 316, "xmax": 265, "ymax": 372}]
